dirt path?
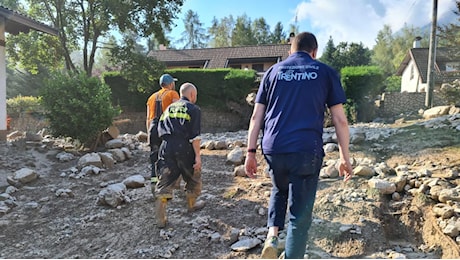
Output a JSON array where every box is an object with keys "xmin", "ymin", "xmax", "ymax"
[{"xmin": 1, "ymin": 119, "xmax": 460, "ymax": 258}]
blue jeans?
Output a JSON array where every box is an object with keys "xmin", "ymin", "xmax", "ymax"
[{"xmin": 264, "ymin": 152, "xmax": 322, "ymax": 259}]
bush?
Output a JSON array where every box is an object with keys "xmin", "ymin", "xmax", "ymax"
[
  {"xmin": 341, "ymin": 66, "xmax": 384, "ymax": 122},
  {"xmin": 6, "ymin": 95, "xmax": 44, "ymax": 117},
  {"xmin": 383, "ymin": 75, "xmax": 401, "ymax": 92},
  {"xmin": 40, "ymin": 71, "xmax": 120, "ymax": 145}
]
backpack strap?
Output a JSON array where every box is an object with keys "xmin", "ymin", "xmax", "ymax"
[{"xmin": 154, "ymin": 90, "xmax": 170, "ymax": 120}]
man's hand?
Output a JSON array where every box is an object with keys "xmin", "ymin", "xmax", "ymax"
[
  {"xmin": 244, "ymin": 154, "xmax": 258, "ymax": 178},
  {"xmin": 338, "ymin": 159, "xmax": 353, "ymax": 182},
  {"xmin": 193, "ymin": 155, "xmax": 202, "ymax": 171}
]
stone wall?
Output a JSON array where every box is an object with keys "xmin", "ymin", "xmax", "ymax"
[
  {"xmin": 114, "ymin": 106, "xmax": 252, "ymax": 134},
  {"xmin": 377, "ymin": 92, "xmax": 448, "ymax": 118}
]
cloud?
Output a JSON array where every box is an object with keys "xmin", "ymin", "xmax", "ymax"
[{"xmin": 295, "ymin": 0, "xmax": 457, "ymax": 53}]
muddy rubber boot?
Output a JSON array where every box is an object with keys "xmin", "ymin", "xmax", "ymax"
[
  {"xmin": 155, "ymin": 197, "xmax": 168, "ymax": 228},
  {"xmin": 186, "ymin": 194, "xmax": 206, "ymax": 212}
]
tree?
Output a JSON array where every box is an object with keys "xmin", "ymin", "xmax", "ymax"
[
  {"xmin": 271, "ymin": 22, "xmax": 286, "ymax": 44},
  {"xmin": 231, "ymin": 14, "xmax": 256, "ymax": 46},
  {"xmin": 438, "ymin": 1, "xmax": 460, "ymax": 61},
  {"xmin": 319, "ymin": 36, "xmax": 336, "ymax": 66},
  {"xmin": 252, "ymin": 17, "xmax": 271, "ymax": 45},
  {"xmin": 208, "ymin": 16, "xmax": 234, "ymax": 48},
  {"xmin": 178, "ymin": 10, "xmax": 209, "ymax": 49},
  {"xmin": 6, "ymin": 0, "xmax": 184, "ymax": 76},
  {"xmin": 319, "ymin": 40, "xmax": 371, "ymax": 72},
  {"xmin": 389, "ymin": 24, "xmax": 428, "ymax": 70},
  {"xmin": 371, "ymin": 25, "xmax": 395, "ymax": 77},
  {"xmin": 109, "ymin": 38, "xmax": 166, "ymax": 94}
]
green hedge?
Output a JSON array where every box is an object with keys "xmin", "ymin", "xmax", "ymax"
[
  {"xmin": 341, "ymin": 66, "xmax": 384, "ymax": 122},
  {"xmin": 103, "ymin": 69, "xmax": 257, "ymax": 112}
]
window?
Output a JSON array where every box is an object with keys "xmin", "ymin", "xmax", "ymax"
[
  {"xmin": 410, "ymin": 65, "xmax": 414, "ymax": 80},
  {"xmin": 446, "ymin": 62, "xmax": 459, "ymax": 72},
  {"xmin": 252, "ymin": 64, "xmax": 264, "ymax": 72},
  {"xmin": 229, "ymin": 64, "xmax": 241, "ymax": 69}
]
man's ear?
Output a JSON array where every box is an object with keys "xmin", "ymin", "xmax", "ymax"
[{"xmin": 311, "ymin": 48, "xmax": 318, "ymax": 59}]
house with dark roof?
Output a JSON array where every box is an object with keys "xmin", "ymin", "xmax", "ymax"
[
  {"xmin": 396, "ymin": 46, "xmax": 460, "ymax": 93},
  {"xmin": 147, "ymin": 44, "xmax": 291, "ymax": 75}
]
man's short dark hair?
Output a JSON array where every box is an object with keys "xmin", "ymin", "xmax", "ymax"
[{"xmin": 292, "ymin": 32, "xmax": 318, "ymax": 53}]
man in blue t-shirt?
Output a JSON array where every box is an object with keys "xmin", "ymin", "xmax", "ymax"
[{"xmin": 244, "ymin": 32, "xmax": 353, "ymax": 259}]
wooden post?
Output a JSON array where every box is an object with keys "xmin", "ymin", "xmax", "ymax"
[{"xmin": 0, "ymin": 17, "xmax": 7, "ymax": 141}]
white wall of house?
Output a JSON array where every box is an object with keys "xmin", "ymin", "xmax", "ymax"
[{"xmin": 400, "ymin": 59, "xmax": 427, "ymax": 93}]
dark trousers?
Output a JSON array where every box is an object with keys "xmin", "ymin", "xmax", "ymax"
[
  {"xmin": 149, "ymin": 121, "xmax": 162, "ymax": 179},
  {"xmin": 264, "ymin": 152, "xmax": 322, "ymax": 259},
  {"xmin": 155, "ymin": 138, "xmax": 201, "ymax": 199}
]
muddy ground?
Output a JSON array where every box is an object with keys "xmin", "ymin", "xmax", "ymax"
[{"xmin": 1, "ymin": 118, "xmax": 460, "ymax": 259}]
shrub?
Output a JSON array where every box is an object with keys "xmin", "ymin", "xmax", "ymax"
[
  {"xmin": 6, "ymin": 95, "xmax": 44, "ymax": 117},
  {"xmin": 383, "ymin": 75, "xmax": 401, "ymax": 93},
  {"xmin": 341, "ymin": 66, "xmax": 384, "ymax": 122},
  {"xmin": 40, "ymin": 71, "xmax": 120, "ymax": 145}
]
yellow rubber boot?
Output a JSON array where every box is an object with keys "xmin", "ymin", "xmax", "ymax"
[
  {"xmin": 155, "ymin": 197, "xmax": 168, "ymax": 228},
  {"xmin": 186, "ymin": 194, "xmax": 205, "ymax": 212}
]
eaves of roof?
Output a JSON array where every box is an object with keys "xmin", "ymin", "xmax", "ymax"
[
  {"xmin": 0, "ymin": 6, "xmax": 58, "ymax": 35},
  {"xmin": 148, "ymin": 44, "xmax": 291, "ymax": 69},
  {"xmin": 396, "ymin": 47, "xmax": 460, "ymax": 83}
]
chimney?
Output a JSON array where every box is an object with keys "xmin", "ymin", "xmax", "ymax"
[
  {"xmin": 288, "ymin": 32, "xmax": 295, "ymax": 44},
  {"xmin": 413, "ymin": 36, "xmax": 422, "ymax": 48},
  {"xmin": 159, "ymin": 44, "xmax": 167, "ymax": 50}
]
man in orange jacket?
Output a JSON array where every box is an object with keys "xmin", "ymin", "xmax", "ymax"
[{"xmin": 146, "ymin": 74, "xmax": 179, "ymax": 196}]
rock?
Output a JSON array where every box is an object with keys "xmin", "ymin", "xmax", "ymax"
[
  {"xmin": 320, "ymin": 163, "xmax": 339, "ymax": 178},
  {"xmin": 203, "ymin": 141, "xmax": 215, "ymax": 150},
  {"xmin": 353, "ymin": 165, "xmax": 375, "ymax": 177},
  {"xmin": 99, "ymin": 152, "xmax": 116, "ymax": 169},
  {"xmin": 11, "ymin": 168, "xmax": 38, "ymax": 184},
  {"xmin": 81, "ymin": 165, "xmax": 102, "ymax": 175},
  {"xmin": 121, "ymin": 147, "xmax": 132, "ymax": 160},
  {"xmin": 97, "ymin": 183, "xmax": 127, "ymax": 207},
  {"xmin": 78, "ymin": 153, "xmax": 103, "ymax": 168},
  {"xmin": 108, "ymin": 148, "xmax": 126, "ymax": 162},
  {"xmin": 105, "ymin": 138, "xmax": 124, "ymax": 149},
  {"xmin": 230, "ymin": 238, "xmax": 261, "ymax": 252},
  {"xmin": 214, "ymin": 141, "xmax": 228, "ymax": 150},
  {"xmin": 106, "ymin": 125, "xmax": 120, "ymax": 139},
  {"xmin": 368, "ymin": 178, "xmax": 396, "ymax": 195},
  {"xmin": 433, "ymin": 204, "xmax": 454, "ymax": 219},
  {"xmin": 122, "ymin": 175, "xmax": 146, "ymax": 188},
  {"xmin": 233, "ymin": 165, "xmax": 246, "ymax": 177},
  {"xmin": 55, "ymin": 189, "xmax": 74, "ymax": 197},
  {"xmin": 438, "ymin": 188, "xmax": 460, "ymax": 203},
  {"xmin": 423, "ymin": 106, "xmax": 451, "ymax": 119},
  {"xmin": 429, "ymin": 185, "xmax": 443, "ymax": 201},
  {"xmin": 226, "ymin": 147, "xmax": 244, "ymax": 166},
  {"xmin": 135, "ymin": 131, "xmax": 148, "ymax": 143},
  {"xmin": 443, "ymin": 223, "xmax": 459, "ymax": 237},
  {"xmin": 350, "ymin": 130, "xmax": 365, "ymax": 144},
  {"xmin": 56, "ymin": 151, "xmax": 75, "ymax": 162},
  {"xmin": 324, "ymin": 143, "xmax": 338, "ymax": 153},
  {"xmin": 389, "ymin": 175, "xmax": 407, "ymax": 193}
]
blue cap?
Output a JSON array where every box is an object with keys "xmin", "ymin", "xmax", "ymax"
[{"xmin": 159, "ymin": 74, "xmax": 177, "ymax": 85}]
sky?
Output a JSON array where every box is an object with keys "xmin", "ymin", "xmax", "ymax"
[{"xmin": 168, "ymin": 0, "xmax": 458, "ymax": 55}]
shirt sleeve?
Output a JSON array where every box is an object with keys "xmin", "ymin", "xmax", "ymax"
[
  {"xmin": 326, "ymin": 67, "xmax": 347, "ymax": 107},
  {"xmin": 189, "ymin": 105, "xmax": 201, "ymax": 140}
]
